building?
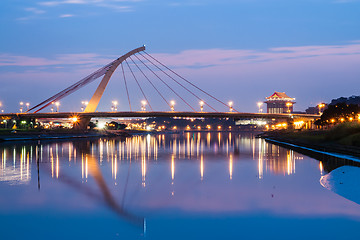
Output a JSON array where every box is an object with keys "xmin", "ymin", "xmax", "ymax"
[
  {"xmin": 305, "ymin": 103, "xmax": 327, "ymax": 115},
  {"xmin": 265, "ymin": 92, "xmax": 295, "ymax": 114}
]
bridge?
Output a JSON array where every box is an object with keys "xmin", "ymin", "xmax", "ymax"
[
  {"xmin": 0, "ymin": 46, "xmax": 319, "ymax": 129},
  {"xmin": 1, "ymin": 111, "xmax": 318, "ymax": 120}
]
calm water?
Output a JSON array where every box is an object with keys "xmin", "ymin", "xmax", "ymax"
[{"xmin": 1, "ymin": 132, "xmax": 360, "ymax": 240}]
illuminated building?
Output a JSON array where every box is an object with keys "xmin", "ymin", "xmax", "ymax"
[{"xmin": 264, "ymin": 91, "xmax": 295, "ymax": 114}]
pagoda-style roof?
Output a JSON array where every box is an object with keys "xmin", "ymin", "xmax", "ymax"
[{"xmin": 265, "ymin": 91, "xmax": 295, "ymax": 101}]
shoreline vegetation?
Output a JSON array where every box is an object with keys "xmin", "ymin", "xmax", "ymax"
[{"xmin": 260, "ymin": 122, "xmax": 360, "ymax": 163}]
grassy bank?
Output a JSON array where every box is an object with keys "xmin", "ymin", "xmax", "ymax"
[
  {"xmin": 263, "ymin": 122, "xmax": 360, "ymax": 147},
  {"xmin": 261, "ymin": 122, "xmax": 360, "ymax": 158}
]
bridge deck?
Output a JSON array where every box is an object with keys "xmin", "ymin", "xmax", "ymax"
[{"xmin": 0, "ymin": 111, "xmax": 319, "ymax": 120}]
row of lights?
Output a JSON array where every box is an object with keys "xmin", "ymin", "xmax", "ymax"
[
  {"xmin": 5, "ymin": 100, "xmax": 235, "ymax": 113},
  {"xmin": 7, "ymin": 100, "xmax": 328, "ymax": 114},
  {"xmin": 0, "ymin": 101, "xmax": 324, "ymax": 116}
]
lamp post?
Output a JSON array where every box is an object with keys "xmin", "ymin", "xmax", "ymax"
[
  {"xmin": 141, "ymin": 100, "xmax": 147, "ymax": 111},
  {"xmin": 170, "ymin": 100, "xmax": 175, "ymax": 111},
  {"xmin": 200, "ymin": 101, "xmax": 204, "ymax": 112},
  {"xmin": 228, "ymin": 101, "xmax": 233, "ymax": 112},
  {"xmin": 81, "ymin": 101, "xmax": 88, "ymax": 112},
  {"xmin": 20, "ymin": 102, "xmax": 24, "ymax": 113},
  {"xmin": 257, "ymin": 102, "xmax": 263, "ymax": 113},
  {"xmin": 0, "ymin": 102, "xmax": 2, "ymax": 113},
  {"xmin": 112, "ymin": 101, "xmax": 118, "ymax": 111},
  {"xmin": 55, "ymin": 102, "xmax": 60, "ymax": 112},
  {"xmin": 26, "ymin": 102, "xmax": 30, "ymax": 111}
]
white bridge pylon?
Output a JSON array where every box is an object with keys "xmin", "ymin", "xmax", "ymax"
[{"xmin": 84, "ymin": 46, "xmax": 145, "ymax": 113}]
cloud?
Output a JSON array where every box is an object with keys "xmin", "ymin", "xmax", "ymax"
[
  {"xmin": 25, "ymin": 7, "xmax": 46, "ymax": 14},
  {"xmin": 0, "ymin": 53, "xmax": 112, "ymax": 67},
  {"xmin": 38, "ymin": 0, "xmax": 140, "ymax": 7},
  {"xmin": 38, "ymin": 0, "xmax": 89, "ymax": 6},
  {"xmin": 333, "ymin": 0, "xmax": 359, "ymax": 3},
  {"xmin": 1, "ymin": 42, "xmax": 360, "ymax": 69},
  {"xmin": 147, "ymin": 42, "xmax": 360, "ymax": 69},
  {"xmin": 59, "ymin": 14, "xmax": 75, "ymax": 18}
]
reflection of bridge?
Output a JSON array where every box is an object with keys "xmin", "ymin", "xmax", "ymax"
[{"xmin": 0, "ymin": 46, "xmax": 319, "ymax": 127}]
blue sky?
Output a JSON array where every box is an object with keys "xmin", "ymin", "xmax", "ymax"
[{"xmin": 1, "ymin": 0, "xmax": 360, "ymax": 112}]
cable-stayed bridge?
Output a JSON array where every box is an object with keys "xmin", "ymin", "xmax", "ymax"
[{"xmin": 0, "ymin": 46, "xmax": 319, "ymax": 129}]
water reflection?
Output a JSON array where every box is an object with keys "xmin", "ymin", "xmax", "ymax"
[
  {"xmin": 0, "ymin": 133, "xmax": 306, "ymax": 186},
  {"xmin": 2, "ymin": 133, "xmax": 360, "ymax": 239}
]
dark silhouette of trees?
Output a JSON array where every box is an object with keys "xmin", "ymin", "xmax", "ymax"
[{"xmin": 315, "ymin": 103, "xmax": 360, "ymax": 125}]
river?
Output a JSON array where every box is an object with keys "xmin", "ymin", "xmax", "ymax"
[{"xmin": 0, "ymin": 132, "xmax": 360, "ymax": 239}]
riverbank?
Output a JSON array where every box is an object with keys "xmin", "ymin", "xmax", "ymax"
[
  {"xmin": 0, "ymin": 129, "xmax": 132, "ymax": 142},
  {"xmin": 260, "ymin": 123, "xmax": 360, "ymax": 163}
]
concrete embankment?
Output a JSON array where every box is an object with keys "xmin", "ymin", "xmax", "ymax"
[{"xmin": 265, "ymin": 137, "xmax": 360, "ymax": 163}]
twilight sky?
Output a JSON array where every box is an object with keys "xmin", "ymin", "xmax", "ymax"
[{"xmin": 0, "ymin": 0, "xmax": 360, "ymax": 113}]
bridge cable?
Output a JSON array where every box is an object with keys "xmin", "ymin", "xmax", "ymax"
[
  {"xmin": 129, "ymin": 56, "xmax": 171, "ymax": 110},
  {"xmin": 134, "ymin": 54, "xmax": 196, "ymax": 112},
  {"xmin": 139, "ymin": 52, "xmax": 218, "ymax": 112},
  {"xmin": 143, "ymin": 51, "xmax": 239, "ymax": 113},
  {"xmin": 125, "ymin": 59, "xmax": 153, "ymax": 111},
  {"xmin": 121, "ymin": 63, "xmax": 132, "ymax": 111},
  {"xmin": 29, "ymin": 62, "xmax": 113, "ymax": 113}
]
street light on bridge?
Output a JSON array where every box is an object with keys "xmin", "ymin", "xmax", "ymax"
[
  {"xmin": 19, "ymin": 102, "xmax": 24, "ymax": 113},
  {"xmin": 200, "ymin": 101, "xmax": 204, "ymax": 112},
  {"xmin": 170, "ymin": 100, "xmax": 175, "ymax": 111},
  {"xmin": 228, "ymin": 101, "xmax": 233, "ymax": 112},
  {"xmin": 257, "ymin": 102, "xmax": 263, "ymax": 113},
  {"xmin": 81, "ymin": 101, "xmax": 88, "ymax": 111},
  {"xmin": 112, "ymin": 100, "xmax": 118, "ymax": 111},
  {"xmin": 55, "ymin": 102, "xmax": 60, "ymax": 112},
  {"xmin": 26, "ymin": 102, "xmax": 30, "ymax": 111},
  {"xmin": 141, "ymin": 100, "xmax": 147, "ymax": 111}
]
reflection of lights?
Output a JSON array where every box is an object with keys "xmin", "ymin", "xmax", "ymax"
[
  {"xmin": 142, "ymin": 155, "xmax": 146, "ymax": 187},
  {"xmin": 56, "ymin": 144, "xmax": 59, "ymax": 179},
  {"xmin": 200, "ymin": 155, "xmax": 204, "ymax": 181},
  {"xmin": 81, "ymin": 154, "xmax": 84, "ymax": 179},
  {"xmin": 258, "ymin": 139, "xmax": 264, "ymax": 179},
  {"xmin": 50, "ymin": 147, "xmax": 54, "ymax": 178},
  {"xmin": 286, "ymin": 150, "xmax": 295, "ymax": 175},
  {"xmin": 229, "ymin": 154, "xmax": 233, "ymax": 180},
  {"xmin": 319, "ymin": 161, "xmax": 324, "ymax": 175},
  {"xmin": 171, "ymin": 155, "xmax": 175, "ymax": 181}
]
